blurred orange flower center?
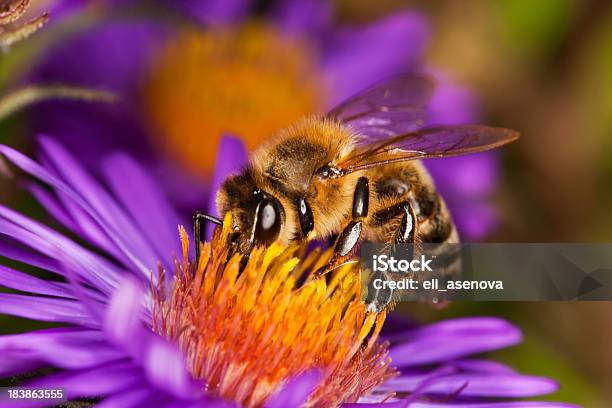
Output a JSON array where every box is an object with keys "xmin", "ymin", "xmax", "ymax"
[
  {"xmin": 144, "ymin": 23, "xmax": 324, "ymax": 176},
  {"xmin": 152, "ymin": 223, "xmax": 395, "ymax": 407}
]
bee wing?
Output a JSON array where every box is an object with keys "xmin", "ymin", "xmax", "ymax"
[
  {"xmin": 325, "ymin": 73, "xmax": 519, "ymax": 175},
  {"xmin": 326, "ymin": 73, "xmax": 436, "ymax": 139},
  {"xmin": 336, "ymin": 125, "xmax": 519, "ymax": 174}
]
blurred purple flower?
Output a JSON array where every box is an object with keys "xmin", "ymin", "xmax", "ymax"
[
  {"xmin": 26, "ymin": 0, "xmax": 502, "ymax": 240},
  {"xmin": 0, "ymin": 140, "xmax": 575, "ymax": 407}
]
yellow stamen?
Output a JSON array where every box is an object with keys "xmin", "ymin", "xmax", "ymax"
[
  {"xmin": 144, "ymin": 22, "xmax": 324, "ymax": 177},
  {"xmin": 153, "ymin": 223, "xmax": 395, "ymax": 407}
]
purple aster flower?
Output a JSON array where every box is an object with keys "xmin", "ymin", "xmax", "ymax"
[
  {"xmin": 0, "ymin": 140, "xmax": 576, "ymax": 407},
  {"xmin": 25, "ymin": 0, "xmax": 502, "ymax": 240}
]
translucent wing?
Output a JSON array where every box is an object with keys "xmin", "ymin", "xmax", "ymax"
[
  {"xmin": 336, "ymin": 125, "xmax": 520, "ymax": 175},
  {"xmin": 326, "ymin": 73, "xmax": 436, "ymax": 139},
  {"xmin": 324, "ymin": 73, "xmax": 519, "ymax": 177}
]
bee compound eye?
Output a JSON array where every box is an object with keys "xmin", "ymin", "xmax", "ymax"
[{"xmin": 254, "ymin": 198, "xmax": 282, "ymax": 244}]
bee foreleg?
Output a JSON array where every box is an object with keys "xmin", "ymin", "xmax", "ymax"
[
  {"xmin": 333, "ymin": 221, "xmax": 363, "ymax": 258},
  {"xmin": 316, "ymin": 222, "xmax": 363, "ymax": 277},
  {"xmin": 316, "ymin": 177, "xmax": 369, "ymax": 276}
]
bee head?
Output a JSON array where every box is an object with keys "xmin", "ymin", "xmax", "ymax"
[{"xmin": 217, "ymin": 170, "xmax": 285, "ymax": 254}]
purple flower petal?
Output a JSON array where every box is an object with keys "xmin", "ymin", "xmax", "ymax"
[
  {"xmin": 37, "ymin": 137, "xmax": 160, "ymax": 270},
  {"xmin": 0, "ymin": 237, "xmax": 114, "ymax": 312},
  {"xmin": 0, "ymin": 143, "xmax": 152, "ymax": 280},
  {"xmin": 398, "ymin": 366, "xmax": 458, "ymax": 405},
  {"xmin": 322, "ymin": 13, "xmax": 429, "ymax": 106},
  {"xmin": 101, "ymin": 152, "xmax": 185, "ymax": 267},
  {"xmin": 173, "ymin": 0, "xmax": 250, "ymax": 26},
  {"xmin": 95, "ymin": 387, "xmax": 157, "ymax": 408},
  {"xmin": 33, "ymin": 22, "xmax": 166, "ymax": 93},
  {"xmin": 265, "ymin": 370, "xmax": 321, "ymax": 408},
  {"xmin": 273, "ymin": 0, "xmax": 331, "ymax": 36},
  {"xmin": 425, "ymin": 153, "xmax": 499, "ymax": 199},
  {"xmin": 141, "ymin": 335, "xmax": 201, "ymax": 400},
  {"xmin": 0, "ymin": 264, "xmax": 74, "ymax": 298},
  {"xmin": 380, "ymin": 372, "xmax": 558, "ymax": 397},
  {"xmin": 426, "ymin": 74, "xmax": 479, "ymax": 126},
  {"xmin": 206, "ymin": 135, "xmax": 248, "ymax": 240},
  {"xmin": 0, "ymin": 206, "xmax": 119, "ymax": 294},
  {"xmin": 104, "ymin": 278, "xmax": 200, "ymax": 399},
  {"xmin": 104, "ymin": 278, "xmax": 146, "ymax": 351},
  {"xmin": 451, "ymin": 359, "xmax": 516, "ymax": 374},
  {"xmin": 0, "ymin": 293, "xmax": 92, "ymax": 326},
  {"xmin": 25, "ymin": 361, "xmax": 145, "ymax": 400},
  {"xmin": 52, "ymin": 187, "xmax": 132, "ymax": 264},
  {"xmin": 449, "ymin": 200, "xmax": 499, "ymax": 241},
  {"xmin": 26, "ymin": 182, "xmax": 80, "ymax": 234},
  {"xmin": 344, "ymin": 402, "xmax": 579, "ymax": 408},
  {"xmin": 0, "ymin": 329, "xmax": 124, "ymax": 371},
  {"xmin": 343, "ymin": 402, "xmax": 408, "ymax": 408},
  {"xmin": 150, "ymin": 160, "xmax": 209, "ymax": 213},
  {"xmin": 389, "ymin": 318, "xmax": 522, "ymax": 367},
  {"xmin": 29, "ymin": 160, "xmax": 134, "ymax": 264},
  {"xmin": 0, "ymin": 358, "xmax": 46, "ymax": 378},
  {"xmin": 0, "ymin": 237, "xmax": 61, "ymax": 275}
]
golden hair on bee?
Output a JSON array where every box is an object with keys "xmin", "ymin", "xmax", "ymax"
[
  {"xmin": 251, "ymin": 116, "xmax": 356, "ymax": 181},
  {"xmin": 251, "ymin": 116, "xmax": 362, "ymax": 237}
]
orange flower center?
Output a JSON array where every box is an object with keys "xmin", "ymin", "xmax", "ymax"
[
  {"xmin": 144, "ymin": 23, "xmax": 324, "ymax": 177},
  {"xmin": 152, "ymin": 221, "xmax": 395, "ymax": 407}
]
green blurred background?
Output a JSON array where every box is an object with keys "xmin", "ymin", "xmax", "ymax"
[{"xmin": 1, "ymin": 0, "xmax": 612, "ymax": 406}]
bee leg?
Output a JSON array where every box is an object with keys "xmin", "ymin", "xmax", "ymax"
[
  {"xmin": 366, "ymin": 201, "xmax": 418, "ymax": 312},
  {"xmin": 316, "ymin": 177, "xmax": 369, "ymax": 276},
  {"xmin": 330, "ymin": 220, "xmax": 363, "ymax": 260},
  {"xmin": 372, "ymin": 201, "xmax": 418, "ymax": 244}
]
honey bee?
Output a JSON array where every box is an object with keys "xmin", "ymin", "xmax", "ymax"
[{"xmin": 194, "ymin": 73, "xmax": 519, "ymax": 310}]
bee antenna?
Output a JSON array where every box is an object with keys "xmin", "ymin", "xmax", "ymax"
[
  {"xmin": 203, "ymin": 214, "xmax": 223, "ymax": 225},
  {"xmin": 194, "ymin": 212, "xmax": 223, "ymax": 226},
  {"xmin": 193, "ymin": 212, "xmax": 223, "ymax": 265}
]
